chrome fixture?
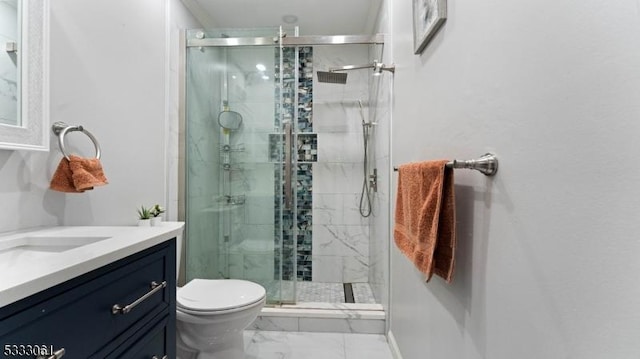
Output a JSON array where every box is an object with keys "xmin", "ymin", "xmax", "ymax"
[
  {"xmin": 284, "ymin": 121, "xmax": 293, "ymax": 210},
  {"xmin": 448, "ymin": 153, "xmax": 499, "ymax": 176},
  {"xmin": 394, "ymin": 153, "xmax": 499, "ymax": 176},
  {"xmin": 188, "ymin": 34, "xmax": 385, "ymax": 48},
  {"xmin": 369, "ymin": 168, "xmax": 378, "ymax": 193},
  {"xmin": 36, "ymin": 348, "xmax": 66, "ymax": 359},
  {"xmin": 52, "ymin": 121, "xmax": 101, "ymax": 160},
  {"xmin": 112, "ymin": 281, "xmax": 167, "ymax": 315},
  {"xmin": 328, "ymin": 60, "xmax": 395, "ymax": 74},
  {"xmin": 221, "ymin": 144, "xmax": 245, "ymax": 152},
  {"xmin": 317, "ymin": 60, "xmax": 395, "ymax": 84},
  {"xmin": 218, "ymin": 104, "xmax": 243, "ymax": 131},
  {"xmin": 356, "ymin": 100, "xmax": 374, "ymax": 216},
  {"xmin": 316, "ymin": 71, "xmax": 348, "ymax": 84}
]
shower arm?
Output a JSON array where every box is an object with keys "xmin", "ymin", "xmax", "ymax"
[{"xmin": 329, "ymin": 60, "xmax": 395, "ymax": 74}]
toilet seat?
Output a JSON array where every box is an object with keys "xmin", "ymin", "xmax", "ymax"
[{"xmin": 177, "ymin": 279, "xmax": 266, "ymax": 314}]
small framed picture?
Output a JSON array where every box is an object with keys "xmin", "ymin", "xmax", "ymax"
[{"xmin": 413, "ymin": 0, "xmax": 447, "ymax": 54}]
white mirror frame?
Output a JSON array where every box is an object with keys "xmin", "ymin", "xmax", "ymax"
[{"xmin": 0, "ymin": 0, "xmax": 49, "ymax": 151}]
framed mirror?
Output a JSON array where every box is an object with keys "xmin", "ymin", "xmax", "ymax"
[{"xmin": 0, "ymin": 0, "xmax": 49, "ymax": 151}]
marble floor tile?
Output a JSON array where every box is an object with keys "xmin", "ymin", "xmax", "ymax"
[
  {"xmin": 244, "ymin": 330, "xmax": 394, "ymax": 359},
  {"xmin": 344, "ymin": 333, "xmax": 394, "ymax": 359},
  {"xmin": 296, "ymin": 282, "xmax": 344, "ymax": 303},
  {"xmin": 245, "ymin": 330, "xmax": 345, "ymax": 359}
]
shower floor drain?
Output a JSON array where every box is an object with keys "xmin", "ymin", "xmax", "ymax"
[{"xmin": 343, "ymin": 283, "xmax": 355, "ymax": 303}]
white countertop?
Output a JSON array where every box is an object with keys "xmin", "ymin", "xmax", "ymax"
[{"xmin": 0, "ymin": 222, "xmax": 184, "ymax": 308}]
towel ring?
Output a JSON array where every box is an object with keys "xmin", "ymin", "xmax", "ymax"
[{"xmin": 51, "ymin": 121, "xmax": 101, "ymax": 161}]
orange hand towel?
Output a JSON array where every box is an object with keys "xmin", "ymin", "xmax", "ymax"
[
  {"xmin": 393, "ymin": 161, "xmax": 456, "ymax": 282},
  {"xmin": 68, "ymin": 155, "xmax": 108, "ymax": 191},
  {"xmin": 50, "ymin": 157, "xmax": 84, "ymax": 193},
  {"xmin": 50, "ymin": 155, "xmax": 108, "ymax": 193}
]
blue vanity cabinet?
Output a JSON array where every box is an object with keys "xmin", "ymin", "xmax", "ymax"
[{"xmin": 0, "ymin": 239, "xmax": 176, "ymax": 359}]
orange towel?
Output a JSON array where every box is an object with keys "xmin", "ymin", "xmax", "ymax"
[
  {"xmin": 68, "ymin": 155, "xmax": 108, "ymax": 191},
  {"xmin": 50, "ymin": 157, "xmax": 83, "ymax": 193},
  {"xmin": 393, "ymin": 161, "xmax": 456, "ymax": 282},
  {"xmin": 50, "ymin": 155, "xmax": 108, "ymax": 193}
]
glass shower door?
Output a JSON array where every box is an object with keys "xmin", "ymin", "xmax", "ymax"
[{"xmin": 184, "ymin": 28, "xmax": 296, "ymax": 304}]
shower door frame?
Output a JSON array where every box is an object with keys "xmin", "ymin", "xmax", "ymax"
[
  {"xmin": 178, "ymin": 30, "xmax": 386, "ymax": 303},
  {"xmin": 186, "ymin": 34, "xmax": 385, "ymax": 48}
]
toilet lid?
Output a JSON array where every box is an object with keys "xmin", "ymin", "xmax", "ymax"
[{"xmin": 177, "ymin": 279, "xmax": 266, "ymax": 312}]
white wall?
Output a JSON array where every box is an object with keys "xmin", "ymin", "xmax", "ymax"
[
  {"xmin": 167, "ymin": 0, "xmax": 201, "ymax": 221},
  {"xmin": 389, "ymin": 0, "xmax": 640, "ymax": 358},
  {"xmin": 0, "ymin": 0, "xmax": 198, "ymax": 232},
  {"xmin": 50, "ymin": 0, "xmax": 167, "ymax": 225}
]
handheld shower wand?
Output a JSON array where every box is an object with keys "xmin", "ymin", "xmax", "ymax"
[{"xmin": 358, "ymin": 100, "xmax": 373, "ymax": 217}]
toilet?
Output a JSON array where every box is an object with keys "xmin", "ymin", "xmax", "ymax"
[{"xmin": 175, "ymin": 237, "xmax": 266, "ymax": 359}]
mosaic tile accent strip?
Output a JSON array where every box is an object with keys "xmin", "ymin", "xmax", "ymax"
[
  {"xmin": 274, "ymin": 47, "xmax": 316, "ymax": 282},
  {"xmin": 268, "ymin": 134, "xmax": 283, "ymax": 162},
  {"xmin": 274, "ymin": 47, "xmax": 296, "ymax": 129},
  {"xmin": 298, "ymin": 47, "xmax": 313, "ymax": 132},
  {"xmin": 296, "ymin": 163, "xmax": 313, "ymax": 281},
  {"xmin": 273, "ymin": 163, "xmax": 314, "ymax": 281},
  {"xmin": 297, "ymin": 134, "xmax": 317, "ymax": 162},
  {"xmin": 295, "ymin": 48, "xmax": 314, "ymax": 281}
]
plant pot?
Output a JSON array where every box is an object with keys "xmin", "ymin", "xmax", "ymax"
[
  {"xmin": 151, "ymin": 216, "xmax": 163, "ymax": 226},
  {"xmin": 137, "ymin": 219, "xmax": 151, "ymax": 227}
]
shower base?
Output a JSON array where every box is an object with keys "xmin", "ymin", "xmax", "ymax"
[
  {"xmin": 295, "ymin": 282, "xmax": 377, "ymax": 304},
  {"xmin": 263, "ymin": 281, "xmax": 377, "ymax": 304},
  {"xmin": 251, "ymin": 282, "xmax": 385, "ymax": 334}
]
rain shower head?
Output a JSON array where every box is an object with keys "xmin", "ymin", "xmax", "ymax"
[
  {"xmin": 316, "ymin": 71, "xmax": 348, "ymax": 84},
  {"xmin": 316, "ymin": 60, "xmax": 395, "ymax": 84}
]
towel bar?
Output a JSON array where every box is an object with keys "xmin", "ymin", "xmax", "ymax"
[
  {"xmin": 393, "ymin": 153, "xmax": 498, "ymax": 176},
  {"xmin": 52, "ymin": 122, "xmax": 101, "ymax": 160}
]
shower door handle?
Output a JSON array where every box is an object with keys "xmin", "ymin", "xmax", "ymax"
[{"xmin": 284, "ymin": 122, "xmax": 293, "ymax": 210}]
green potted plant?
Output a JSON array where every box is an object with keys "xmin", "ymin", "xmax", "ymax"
[
  {"xmin": 137, "ymin": 205, "xmax": 152, "ymax": 227},
  {"xmin": 150, "ymin": 204, "xmax": 165, "ymax": 226}
]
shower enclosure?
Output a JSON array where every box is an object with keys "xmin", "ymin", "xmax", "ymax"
[{"xmin": 181, "ymin": 27, "xmax": 391, "ymax": 305}]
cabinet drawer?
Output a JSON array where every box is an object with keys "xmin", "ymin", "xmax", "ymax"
[
  {"xmin": 105, "ymin": 315, "xmax": 170, "ymax": 359},
  {"xmin": 0, "ymin": 242, "xmax": 174, "ymax": 359}
]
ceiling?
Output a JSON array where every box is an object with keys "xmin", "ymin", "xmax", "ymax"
[{"xmin": 182, "ymin": 0, "xmax": 383, "ymax": 35}]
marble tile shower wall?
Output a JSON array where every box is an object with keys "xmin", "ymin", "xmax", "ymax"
[
  {"xmin": 225, "ymin": 47, "xmax": 277, "ymax": 286},
  {"xmin": 186, "ymin": 44, "xmax": 378, "ymax": 288},
  {"xmin": 312, "ymin": 45, "xmax": 371, "ymax": 283},
  {"xmin": 185, "ymin": 47, "xmax": 225, "ymax": 281},
  {"xmin": 0, "ymin": 2, "xmax": 17, "ymax": 125},
  {"xmin": 367, "ymin": 43, "xmax": 392, "ymax": 307}
]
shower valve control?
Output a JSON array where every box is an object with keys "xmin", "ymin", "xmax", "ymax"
[{"xmin": 370, "ymin": 168, "xmax": 378, "ymax": 193}]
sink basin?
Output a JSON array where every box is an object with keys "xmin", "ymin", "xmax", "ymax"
[{"xmin": 0, "ymin": 236, "xmax": 111, "ymax": 263}]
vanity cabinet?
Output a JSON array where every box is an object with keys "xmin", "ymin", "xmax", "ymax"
[{"xmin": 0, "ymin": 239, "xmax": 176, "ymax": 359}]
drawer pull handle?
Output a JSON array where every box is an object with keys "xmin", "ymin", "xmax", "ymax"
[
  {"xmin": 151, "ymin": 356, "xmax": 168, "ymax": 359},
  {"xmin": 111, "ymin": 281, "xmax": 167, "ymax": 315},
  {"xmin": 36, "ymin": 348, "xmax": 65, "ymax": 359}
]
